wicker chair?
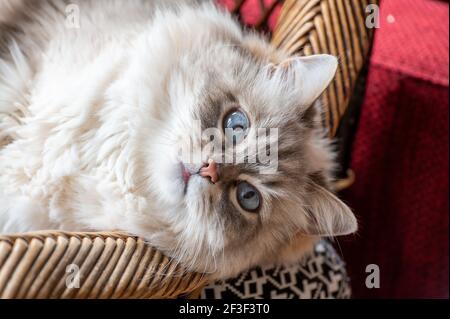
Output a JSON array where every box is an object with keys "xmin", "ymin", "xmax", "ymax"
[{"xmin": 0, "ymin": 0, "xmax": 376, "ymax": 299}]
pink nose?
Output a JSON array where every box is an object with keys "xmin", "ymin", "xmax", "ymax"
[{"xmin": 200, "ymin": 159, "xmax": 219, "ymax": 183}]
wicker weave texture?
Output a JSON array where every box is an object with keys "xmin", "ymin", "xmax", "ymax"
[
  {"xmin": 272, "ymin": 0, "xmax": 377, "ymax": 136},
  {"xmin": 0, "ymin": 232, "xmax": 207, "ymax": 298}
]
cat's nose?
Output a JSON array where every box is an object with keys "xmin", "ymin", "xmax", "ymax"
[{"xmin": 200, "ymin": 159, "xmax": 219, "ymax": 183}]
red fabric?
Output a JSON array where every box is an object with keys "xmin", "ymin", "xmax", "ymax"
[
  {"xmin": 217, "ymin": 0, "xmax": 282, "ymax": 31},
  {"xmin": 340, "ymin": 0, "xmax": 449, "ymax": 298}
]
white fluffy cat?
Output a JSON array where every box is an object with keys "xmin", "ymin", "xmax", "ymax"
[{"xmin": 0, "ymin": 0, "xmax": 356, "ymax": 279}]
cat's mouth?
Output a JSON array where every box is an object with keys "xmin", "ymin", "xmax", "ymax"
[
  {"xmin": 179, "ymin": 162, "xmax": 210, "ymax": 194},
  {"xmin": 180, "ymin": 163, "xmax": 191, "ymax": 195},
  {"xmin": 180, "ymin": 162, "xmax": 200, "ymax": 194},
  {"xmin": 181, "ymin": 163, "xmax": 192, "ymax": 185}
]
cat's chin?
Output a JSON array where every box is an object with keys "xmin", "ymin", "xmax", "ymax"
[
  {"xmin": 151, "ymin": 160, "xmax": 209, "ymax": 211},
  {"xmin": 178, "ymin": 162, "xmax": 208, "ymax": 198},
  {"xmin": 185, "ymin": 174, "xmax": 211, "ymax": 199}
]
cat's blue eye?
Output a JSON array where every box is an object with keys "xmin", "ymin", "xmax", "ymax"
[
  {"xmin": 223, "ymin": 110, "xmax": 249, "ymax": 142},
  {"xmin": 236, "ymin": 182, "xmax": 261, "ymax": 212}
]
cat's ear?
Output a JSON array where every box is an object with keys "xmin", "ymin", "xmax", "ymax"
[
  {"xmin": 269, "ymin": 54, "xmax": 338, "ymax": 107},
  {"xmin": 302, "ymin": 181, "xmax": 357, "ymax": 236}
]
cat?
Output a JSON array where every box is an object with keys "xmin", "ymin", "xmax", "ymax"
[{"xmin": 0, "ymin": 0, "xmax": 357, "ymax": 279}]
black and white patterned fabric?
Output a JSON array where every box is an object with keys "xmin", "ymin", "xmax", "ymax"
[{"xmin": 201, "ymin": 240, "xmax": 351, "ymax": 299}]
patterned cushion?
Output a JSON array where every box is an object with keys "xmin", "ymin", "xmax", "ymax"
[{"xmin": 201, "ymin": 240, "xmax": 351, "ymax": 299}]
